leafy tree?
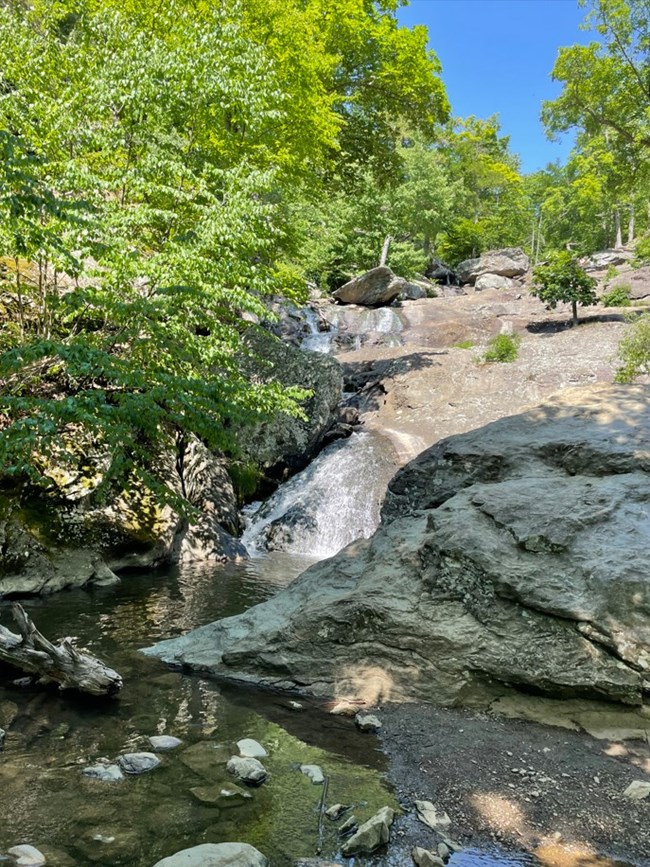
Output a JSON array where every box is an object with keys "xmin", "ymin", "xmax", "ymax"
[
  {"xmin": 615, "ymin": 314, "xmax": 650, "ymax": 380},
  {"xmin": 530, "ymin": 252, "xmax": 599, "ymax": 326}
]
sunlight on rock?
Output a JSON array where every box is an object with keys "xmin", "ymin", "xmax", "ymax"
[
  {"xmin": 604, "ymin": 743, "xmax": 628, "ymax": 757},
  {"xmin": 333, "ymin": 665, "xmax": 398, "ymax": 705},
  {"xmin": 535, "ymin": 840, "xmax": 622, "ymax": 867}
]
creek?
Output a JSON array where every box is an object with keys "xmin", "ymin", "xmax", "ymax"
[{"xmin": 0, "ymin": 556, "xmax": 541, "ymax": 867}]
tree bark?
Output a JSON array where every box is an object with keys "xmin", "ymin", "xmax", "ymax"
[
  {"xmin": 572, "ymin": 300, "xmax": 579, "ymax": 327},
  {"xmin": 0, "ymin": 604, "xmax": 123, "ymax": 696},
  {"xmin": 379, "ymin": 235, "xmax": 392, "ymax": 267},
  {"xmin": 628, "ymin": 204, "xmax": 635, "ymax": 245},
  {"xmin": 614, "ymin": 207, "xmax": 622, "ymax": 248}
]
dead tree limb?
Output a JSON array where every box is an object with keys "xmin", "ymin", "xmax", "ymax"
[{"xmin": 0, "ymin": 604, "xmax": 123, "ymax": 696}]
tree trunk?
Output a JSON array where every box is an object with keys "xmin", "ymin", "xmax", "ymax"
[
  {"xmin": 614, "ymin": 207, "xmax": 622, "ymax": 249},
  {"xmin": 379, "ymin": 235, "xmax": 392, "ymax": 267},
  {"xmin": 0, "ymin": 604, "xmax": 123, "ymax": 696},
  {"xmin": 572, "ymin": 300, "xmax": 578, "ymax": 327},
  {"xmin": 628, "ymin": 204, "xmax": 635, "ymax": 245}
]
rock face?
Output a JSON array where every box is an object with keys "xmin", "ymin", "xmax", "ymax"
[
  {"xmin": 606, "ymin": 265, "xmax": 650, "ymax": 300},
  {"xmin": 235, "ymin": 329, "xmax": 343, "ymax": 479},
  {"xmin": 333, "ymin": 267, "xmax": 408, "ymax": 307},
  {"xmin": 583, "ymin": 249, "xmax": 634, "ymax": 271},
  {"xmin": 144, "ymin": 385, "xmax": 650, "ymax": 709},
  {"xmin": 457, "ymin": 248, "xmax": 529, "ymax": 284}
]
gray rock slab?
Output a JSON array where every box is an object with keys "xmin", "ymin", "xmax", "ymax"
[
  {"xmin": 341, "ymin": 806, "xmax": 395, "ymax": 855},
  {"xmin": 7, "ymin": 846, "xmax": 46, "ymax": 866},
  {"xmin": 355, "ymin": 712, "xmax": 382, "ymax": 732},
  {"xmin": 117, "ymin": 752, "xmax": 160, "ymax": 775},
  {"xmin": 415, "ymin": 801, "xmax": 451, "ymax": 834},
  {"xmin": 333, "ymin": 266, "xmax": 407, "ymax": 307},
  {"xmin": 190, "ymin": 784, "xmax": 252, "ymax": 808},
  {"xmin": 300, "ymin": 764, "xmax": 325, "ymax": 784},
  {"xmin": 624, "ymin": 780, "xmax": 650, "ymax": 799},
  {"xmin": 180, "ymin": 742, "xmax": 232, "ymax": 779},
  {"xmin": 237, "ymin": 738, "xmax": 267, "ymax": 758},
  {"xmin": 152, "ymin": 842, "xmax": 268, "ymax": 867},
  {"xmin": 82, "ymin": 763, "xmax": 125, "ymax": 782},
  {"xmin": 412, "ymin": 847, "xmax": 445, "ymax": 867},
  {"xmin": 149, "ymin": 735, "xmax": 183, "ymax": 751}
]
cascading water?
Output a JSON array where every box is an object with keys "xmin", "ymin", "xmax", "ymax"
[
  {"xmin": 299, "ymin": 303, "xmax": 406, "ymax": 354},
  {"xmin": 241, "ymin": 431, "xmax": 398, "ymax": 559}
]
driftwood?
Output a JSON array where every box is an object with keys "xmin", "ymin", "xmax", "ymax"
[{"xmin": 0, "ymin": 604, "xmax": 123, "ymax": 696}]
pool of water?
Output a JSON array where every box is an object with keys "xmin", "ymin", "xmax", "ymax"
[{"xmin": 0, "ymin": 556, "xmax": 548, "ymax": 867}]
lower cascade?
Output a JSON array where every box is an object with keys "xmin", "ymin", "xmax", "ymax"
[{"xmin": 241, "ymin": 431, "xmax": 398, "ymax": 559}]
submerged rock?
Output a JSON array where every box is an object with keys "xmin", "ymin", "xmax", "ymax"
[
  {"xmin": 412, "ymin": 847, "xmax": 445, "ymax": 867},
  {"xmin": 117, "ymin": 752, "xmax": 160, "ymax": 775},
  {"xmin": 190, "ymin": 784, "xmax": 252, "ymax": 808},
  {"xmin": 300, "ymin": 764, "xmax": 325, "ymax": 784},
  {"xmin": 7, "ymin": 846, "xmax": 46, "ymax": 867},
  {"xmin": 149, "ymin": 735, "xmax": 183, "ymax": 751},
  {"xmin": 82, "ymin": 763, "xmax": 125, "ymax": 783},
  {"xmin": 152, "ymin": 842, "xmax": 268, "ymax": 867}
]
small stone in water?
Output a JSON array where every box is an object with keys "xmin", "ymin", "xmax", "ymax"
[
  {"xmin": 8, "ymin": 846, "xmax": 46, "ymax": 866},
  {"xmin": 0, "ymin": 727, "xmax": 5, "ymax": 750},
  {"xmin": 624, "ymin": 780, "xmax": 650, "ymax": 800},
  {"xmin": 227, "ymin": 755, "xmax": 268, "ymax": 785},
  {"xmin": 325, "ymin": 803, "xmax": 351, "ymax": 820},
  {"xmin": 117, "ymin": 752, "xmax": 161, "ymax": 775},
  {"xmin": 300, "ymin": 764, "xmax": 325, "ymax": 784},
  {"xmin": 338, "ymin": 815, "xmax": 358, "ymax": 836},
  {"xmin": 354, "ymin": 712, "xmax": 382, "ymax": 732},
  {"xmin": 82, "ymin": 764, "xmax": 125, "ymax": 783},
  {"xmin": 237, "ymin": 738, "xmax": 268, "ymax": 758},
  {"xmin": 148, "ymin": 735, "xmax": 183, "ymax": 751},
  {"xmin": 412, "ymin": 846, "xmax": 445, "ymax": 867},
  {"xmin": 287, "ymin": 701, "xmax": 303, "ymax": 711}
]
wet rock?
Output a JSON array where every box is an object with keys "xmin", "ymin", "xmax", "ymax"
[
  {"xmin": 415, "ymin": 801, "xmax": 451, "ymax": 834},
  {"xmin": 117, "ymin": 752, "xmax": 161, "ymax": 775},
  {"xmin": 152, "ymin": 843, "xmax": 268, "ymax": 867},
  {"xmin": 149, "ymin": 735, "xmax": 183, "ymax": 751},
  {"xmin": 437, "ymin": 843, "xmax": 451, "ymax": 861},
  {"xmin": 82, "ymin": 763, "xmax": 125, "ymax": 783},
  {"xmin": 180, "ymin": 742, "xmax": 232, "ymax": 779},
  {"xmin": 338, "ymin": 815, "xmax": 358, "ymax": 836},
  {"xmin": 333, "ymin": 266, "xmax": 408, "ymax": 307},
  {"xmin": 294, "ymin": 861, "xmax": 340, "ymax": 867},
  {"xmin": 355, "ymin": 712, "xmax": 382, "ymax": 732},
  {"xmin": 300, "ymin": 764, "xmax": 325, "ymax": 784},
  {"xmin": 0, "ymin": 727, "xmax": 5, "ymax": 750},
  {"xmin": 237, "ymin": 738, "xmax": 267, "ymax": 758},
  {"xmin": 190, "ymin": 783, "xmax": 252, "ymax": 808},
  {"xmin": 226, "ymin": 755, "xmax": 268, "ymax": 785},
  {"xmin": 325, "ymin": 803, "xmax": 351, "ymax": 820},
  {"xmin": 7, "ymin": 846, "xmax": 46, "ymax": 866},
  {"xmin": 624, "ymin": 780, "xmax": 650, "ymax": 800},
  {"xmin": 341, "ymin": 806, "xmax": 395, "ymax": 855},
  {"xmin": 287, "ymin": 701, "xmax": 303, "ymax": 711},
  {"xmin": 0, "ymin": 700, "xmax": 18, "ymax": 728},
  {"xmin": 412, "ymin": 847, "xmax": 445, "ymax": 867}
]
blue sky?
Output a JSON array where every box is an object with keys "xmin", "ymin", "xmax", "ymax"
[{"xmin": 397, "ymin": 0, "xmax": 595, "ymax": 174}]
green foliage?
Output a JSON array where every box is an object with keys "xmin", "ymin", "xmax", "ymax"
[
  {"xmin": 615, "ymin": 313, "xmax": 650, "ymax": 380},
  {"xmin": 604, "ymin": 264, "xmax": 620, "ymax": 281},
  {"xmin": 453, "ymin": 339, "xmax": 475, "ymax": 349},
  {"xmin": 530, "ymin": 253, "xmax": 599, "ymax": 324},
  {"xmin": 482, "ymin": 333, "xmax": 520, "ymax": 363},
  {"xmin": 228, "ymin": 461, "xmax": 266, "ymax": 504},
  {"xmin": 602, "ymin": 284, "xmax": 632, "ymax": 306},
  {"xmin": 634, "ymin": 235, "xmax": 650, "ymax": 264}
]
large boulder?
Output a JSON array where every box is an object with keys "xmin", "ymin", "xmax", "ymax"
[
  {"xmin": 333, "ymin": 267, "xmax": 408, "ymax": 307},
  {"xmin": 474, "ymin": 273, "xmax": 514, "ymax": 292},
  {"xmin": 152, "ymin": 843, "xmax": 268, "ymax": 867},
  {"xmin": 235, "ymin": 329, "xmax": 343, "ymax": 478},
  {"xmin": 143, "ymin": 384, "xmax": 650, "ymax": 709},
  {"xmin": 583, "ymin": 249, "xmax": 634, "ymax": 271},
  {"xmin": 457, "ymin": 248, "xmax": 529, "ymax": 284}
]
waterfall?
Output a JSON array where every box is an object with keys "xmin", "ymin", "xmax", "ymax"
[
  {"xmin": 300, "ymin": 303, "xmax": 405, "ymax": 355},
  {"xmin": 241, "ymin": 431, "xmax": 398, "ymax": 559}
]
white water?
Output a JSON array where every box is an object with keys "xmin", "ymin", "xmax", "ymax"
[
  {"xmin": 241, "ymin": 431, "xmax": 398, "ymax": 559},
  {"xmin": 299, "ymin": 304, "xmax": 405, "ymax": 355}
]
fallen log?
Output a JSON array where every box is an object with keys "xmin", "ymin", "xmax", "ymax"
[{"xmin": 0, "ymin": 603, "xmax": 123, "ymax": 696}]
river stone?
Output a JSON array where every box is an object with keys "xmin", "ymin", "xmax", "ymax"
[
  {"xmin": 355, "ymin": 712, "xmax": 382, "ymax": 732},
  {"xmin": 236, "ymin": 738, "xmax": 267, "ymax": 758},
  {"xmin": 415, "ymin": 801, "xmax": 451, "ymax": 834},
  {"xmin": 325, "ymin": 803, "xmax": 350, "ymax": 820},
  {"xmin": 117, "ymin": 752, "xmax": 161, "ymax": 775},
  {"xmin": 227, "ymin": 755, "xmax": 268, "ymax": 785},
  {"xmin": 624, "ymin": 780, "xmax": 650, "ymax": 800},
  {"xmin": 149, "ymin": 735, "xmax": 183, "ymax": 751},
  {"xmin": 7, "ymin": 846, "xmax": 46, "ymax": 866},
  {"xmin": 191, "ymin": 783, "xmax": 252, "ymax": 808},
  {"xmin": 180, "ymin": 742, "xmax": 232, "ymax": 779},
  {"xmin": 300, "ymin": 764, "xmax": 325, "ymax": 784},
  {"xmin": 412, "ymin": 847, "xmax": 445, "ymax": 867},
  {"xmin": 333, "ymin": 266, "xmax": 408, "ymax": 307},
  {"xmin": 152, "ymin": 843, "xmax": 268, "ymax": 867},
  {"xmin": 82, "ymin": 763, "xmax": 125, "ymax": 782},
  {"xmin": 143, "ymin": 385, "xmax": 650, "ymax": 709},
  {"xmin": 341, "ymin": 806, "xmax": 395, "ymax": 855}
]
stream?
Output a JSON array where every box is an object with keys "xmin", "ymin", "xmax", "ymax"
[{"xmin": 0, "ymin": 557, "xmax": 539, "ymax": 867}]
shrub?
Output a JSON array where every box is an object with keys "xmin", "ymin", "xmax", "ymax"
[
  {"xmin": 633, "ymin": 235, "xmax": 650, "ymax": 266},
  {"xmin": 453, "ymin": 339, "xmax": 475, "ymax": 349},
  {"xmin": 615, "ymin": 314, "xmax": 650, "ymax": 382},
  {"xmin": 483, "ymin": 333, "xmax": 520, "ymax": 363},
  {"xmin": 602, "ymin": 284, "xmax": 632, "ymax": 307},
  {"xmin": 531, "ymin": 252, "xmax": 598, "ymax": 325}
]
